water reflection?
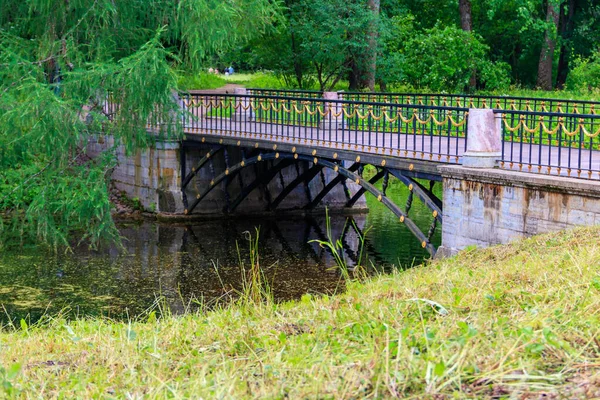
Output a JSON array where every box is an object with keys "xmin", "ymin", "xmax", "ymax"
[{"xmin": 0, "ymin": 179, "xmax": 441, "ymax": 323}]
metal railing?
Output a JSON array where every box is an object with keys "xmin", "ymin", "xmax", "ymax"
[
  {"xmin": 247, "ymin": 88, "xmax": 600, "ymax": 114},
  {"xmin": 181, "ymin": 93, "xmax": 469, "ymax": 162},
  {"xmin": 247, "ymin": 88, "xmax": 323, "ymax": 99},
  {"xmin": 497, "ymin": 109, "xmax": 600, "ymax": 178},
  {"xmin": 99, "ymin": 90, "xmax": 600, "ymax": 179}
]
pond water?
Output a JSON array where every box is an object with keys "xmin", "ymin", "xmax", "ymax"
[{"xmin": 0, "ymin": 178, "xmax": 441, "ymax": 324}]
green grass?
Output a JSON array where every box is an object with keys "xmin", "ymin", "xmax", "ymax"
[
  {"xmin": 245, "ymin": 72, "xmax": 302, "ymax": 90},
  {"xmin": 480, "ymin": 87, "xmax": 600, "ymax": 103},
  {"xmin": 1, "ymin": 226, "xmax": 600, "ymax": 398},
  {"xmin": 383, "ymin": 83, "xmax": 600, "ymax": 103},
  {"xmin": 222, "ymin": 73, "xmax": 259, "ymax": 84},
  {"xmin": 177, "ymin": 72, "xmax": 227, "ymax": 90}
]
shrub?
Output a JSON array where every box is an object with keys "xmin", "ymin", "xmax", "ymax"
[
  {"xmin": 480, "ymin": 61, "xmax": 512, "ymax": 91},
  {"xmin": 385, "ymin": 23, "xmax": 511, "ymax": 93},
  {"xmin": 567, "ymin": 52, "xmax": 600, "ymax": 93}
]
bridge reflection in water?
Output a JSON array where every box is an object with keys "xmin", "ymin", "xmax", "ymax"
[{"xmin": 0, "ymin": 199, "xmax": 437, "ymax": 323}]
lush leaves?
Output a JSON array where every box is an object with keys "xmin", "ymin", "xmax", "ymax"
[
  {"xmin": 242, "ymin": 0, "xmax": 599, "ymax": 91},
  {"xmin": 567, "ymin": 51, "xmax": 600, "ymax": 93},
  {"xmin": 0, "ymin": 0, "xmax": 279, "ymax": 249},
  {"xmin": 381, "ymin": 24, "xmax": 511, "ymax": 92},
  {"xmin": 239, "ymin": 0, "xmax": 374, "ymax": 91}
]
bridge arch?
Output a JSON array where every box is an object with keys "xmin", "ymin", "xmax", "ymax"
[{"xmin": 181, "ymin": 149, "xmax": 441, "ymax": 256}]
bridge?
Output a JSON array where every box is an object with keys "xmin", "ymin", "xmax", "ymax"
[{"xmin": 91, "ymin": 88, "xmax": 600, "ymax": 257}]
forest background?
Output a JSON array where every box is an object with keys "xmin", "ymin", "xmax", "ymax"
[
  {"xmin": 0, "ymin": 0, "xmax": 599, "ymax": 249},
  {"xmin": 217, "ymin": 0, "xmax": 600, "ymax": 93}
]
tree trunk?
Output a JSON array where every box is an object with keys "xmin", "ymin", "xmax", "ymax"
[
  {"xmin": 537, "ymin": 1, "xmax": 561, "ymax": 90},
  {"xmin": 556, "ymin": 0, "xmax": 577, "ymax": 89},
  {"xmin": 459, "ymin": 0, "xmax": 477, "ymax": 90},
  {"xmin": 290, "ymin": 32, "xmax": 304, "ymax": 88},
  {"xmin": 459, "ymin": 0, "xmax": 472, "ymax": 31},
  {"xmin": 348, "ymin": 58, "xmax": 359, "ymax": 91},
  {"xmin": 358, "ymin": 0, "xmax": 380, "ymax": 91}
]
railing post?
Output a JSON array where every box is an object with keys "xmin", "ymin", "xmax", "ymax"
[
  {"xmin": 319, "ymin": 91, "xmax": 342, "ymax": 131},
  {"xmin": 462, "ymin": 109, "xmax": 502, "ymax": 168},
  {"xmin": 232, "ymin": 87, "xmax": 254, "ymax": 122}
]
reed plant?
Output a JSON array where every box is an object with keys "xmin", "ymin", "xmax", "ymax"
[
  {"xmin": 236, "ymin": 228, "xmax": 273, "ymax": 306},
  {"xmin": 309, "ymin": 209, "xmax": 371, "ymax": 280}
]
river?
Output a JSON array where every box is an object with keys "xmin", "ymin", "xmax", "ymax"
[{"xmin": 0, "ymin": 178, "xmax": 441, "ymax": 324}]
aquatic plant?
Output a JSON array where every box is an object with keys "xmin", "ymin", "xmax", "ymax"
[
  {"xmin": 236, "ymin": 228, "xmax": 274, "ymax": 305},
  {"xmin": 309, "ymin": 209, "xmax": 371, "ymax": 280}
]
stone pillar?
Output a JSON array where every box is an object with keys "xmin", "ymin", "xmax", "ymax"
[
  {"xmin": 231, "ymin": 87, "xmax": 254, "ymax": 122},
  {"xmin": 462, "ymin": 108, "xmax": 502, "ymax": 168},
  {"xmin": 319, "ymin": 91, "xmax": 342, "ymax": 130},
  {"xmin": 87, "ymin": 135, "xmax": 185, "ymax": 214}
]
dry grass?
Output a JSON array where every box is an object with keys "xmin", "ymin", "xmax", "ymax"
[{"xmin": 1, "ymin": 227, "xmax": 600, "ymax": 398}]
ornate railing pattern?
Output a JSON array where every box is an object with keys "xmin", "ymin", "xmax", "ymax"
[
  {"xmin": 241, "ymin": 91, "xmax": 600, "ymax": 179},
  {"xmin": 102, "ymin": 89, "xmax": 600, "ymax": 179},
  {"xmin": 248, "ymin": 88, "xmax": 600, "ymax": 114},
  {"xmin": 497, "ymin": 109, "xmax": 600, "ymax": 178},
  {"xmin": 181, "ymin": 93, "xmax": 469, "ymax": 163}
]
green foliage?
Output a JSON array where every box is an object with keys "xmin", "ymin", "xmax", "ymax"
[
  {"xmin": 246, "ymin": 0, "xmax": 373, "ymax": 91},
  {"xmin": 0, "ymin": 165, "xmax": 41, "ymax": 208},
  {"xmin": 118, "ymin": 194, "xmax": 144, "ymax": 212},
  {"xmin": 290, "ymin": 0, "xmax": 372, "ymax": 91},
  {"xmin": 567, "ymin": 52, "xmax": 600, "ymax": 93},
  {"xmin": 1, "ymin": 159, "xmax": 119, "ymax": 250},
  {"xmin": 376, "ymin": 15, "xmax": 414, "ymax": 88},
  {"xmin": 0, "ymin": 363, "xmax": 22, "ymax": 396},
  {"xmin": 0, "ymin": 0, "xmax": 279, "ymax": 249},
  {"xmin": 479, "ymin": 61, "xmax": 513, "ymax": 91},
  {"xmin": 242, "ymin": 0, "xmax": 599, "ymax": 91},
  {"xmin": 393, "ymin": 24, "xmax": 511, "ymax": 92}
]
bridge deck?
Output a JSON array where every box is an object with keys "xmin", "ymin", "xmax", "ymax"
[{"xmin": 183, "ymin": 118, "xmax": 600, "ymax": 178}]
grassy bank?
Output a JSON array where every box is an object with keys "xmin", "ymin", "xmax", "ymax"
[{"xmin": 1, "ymin": 227, "xmax": 600, "ymax": 398}]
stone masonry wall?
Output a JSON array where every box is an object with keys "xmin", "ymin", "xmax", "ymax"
[
  {"xmin": 439, "ymin": 165, "xmax": 600, "ymax": 254},
  {"xmin": 87, "ymin": 135, "xmax": 183, "ymax": 213}
]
